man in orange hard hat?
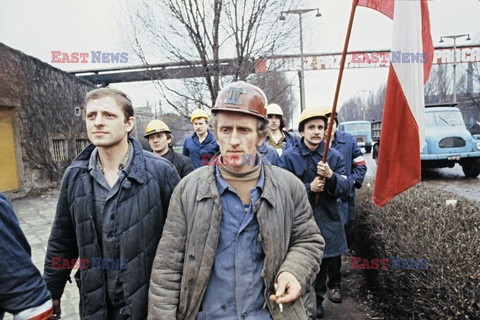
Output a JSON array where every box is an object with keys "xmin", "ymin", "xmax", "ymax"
[{"xmin": 148, "ymin": 81, "xmax": 324, "ymax": 320}]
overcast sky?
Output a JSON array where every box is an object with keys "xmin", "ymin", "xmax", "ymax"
[{"xmin": 0, "ymin": 0, "xmax": 478, "ymax": 124}]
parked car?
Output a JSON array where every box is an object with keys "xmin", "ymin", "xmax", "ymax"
[
  {"xmin": 337, "ymin": 120, "xmax": 372, "ymax": 153},
  {"xmin": 372, "ymin": 103, "xmax": 480, "ymax": 177}
]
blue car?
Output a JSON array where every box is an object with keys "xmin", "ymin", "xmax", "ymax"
[{"xmin": 421, "ymin": 105, "xmax": 480, "ymax": 177}]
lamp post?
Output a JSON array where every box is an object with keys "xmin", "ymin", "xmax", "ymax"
[
  {"xmin": 280, "ymin": 8, "xmax": 321, "ymax": 112},
  {"xmin": 358, "ymin": 89, "xmax": 371, "ymax": 120},
  {"xmin": 439, "ymin": 33, "xmax": 471, "ymax": 103}
]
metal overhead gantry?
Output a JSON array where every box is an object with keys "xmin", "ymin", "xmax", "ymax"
[
  {"xmin": 69, "ymin": 45, "xmax": 480, "ymax": 86},
  {"xmin": 69, "ymin": 58, "xmax": 255, "ymax": 86}
]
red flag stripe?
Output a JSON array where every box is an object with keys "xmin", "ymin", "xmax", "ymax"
[
  {"xmin": 421, "ymin": 0, "xmax": 434, "ymax": 83},
  {"xmin": 372, "ymin": 65, "xmax": 421, "ymax": 207},
  {"xmin": 357, "ymin": 0, "xmax": 394, "ymax": 19}
]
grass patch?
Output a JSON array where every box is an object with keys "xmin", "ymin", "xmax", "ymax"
[{"xmin": 354, "ymin": 180, "xmax": 479, "ymax": 319}]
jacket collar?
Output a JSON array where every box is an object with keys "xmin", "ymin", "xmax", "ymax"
[
  {"xmin": 258, "ymin": 164, "xmax": 277, "ymax": 208},
  {"xmin": 333, "ymin": 130, "xmax": 347, "ymax": 144},
  {"xmin": 299, "ymin": 138, "xmax": 325, "ymax": 157},
  {"xmin": 162, "ymin": 147, "xmax": 174, "ymax": 161},
  {"xmin": 192, "ymin": 130, "xmax": 214, "ymax": 142},
  {"xmin": 74, "ymin": 137, "xmax": 146, "ymax": 184}
]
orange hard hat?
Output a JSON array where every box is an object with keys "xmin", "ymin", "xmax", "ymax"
[{"xmin": 212, "ymin": 81, "xmax": 267, "ymax": 120}]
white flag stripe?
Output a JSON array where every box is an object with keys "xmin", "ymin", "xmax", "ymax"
[{"xmin": 391, "ymin": 0, "xmax": 426, "ymax": 150}]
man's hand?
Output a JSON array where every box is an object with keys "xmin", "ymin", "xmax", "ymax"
[
  {"xmin": 269, "ymin": 272, "xmax": 302, "ymax": 305},
  {"xmin": 50, "ymin": 299, "xmax": 61, "ymax": 320},
  {"xmin": 317, "ymin": 161, "xmax": 333, "ymax": 179},
  {"xmin": 310, "ymin": 176, "xmax": 325, "ymax": 193}
]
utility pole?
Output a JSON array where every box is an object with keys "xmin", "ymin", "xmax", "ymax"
[
  {"xmin": 440, "ymin": 34, "xmax": 471, "ymax": 102},
  {"xmin": 280, "ymin": 8, "xmax": 321, "ymax": 111}
]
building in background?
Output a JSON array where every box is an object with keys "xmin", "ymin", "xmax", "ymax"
[{"xmin": 0, "ymin": 43, "xmax": 94, "ymax": 195}]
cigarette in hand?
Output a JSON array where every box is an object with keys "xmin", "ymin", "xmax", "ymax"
[{"xmin": 279, "ymin": 303, "xmax": 283, "ymax": 313}]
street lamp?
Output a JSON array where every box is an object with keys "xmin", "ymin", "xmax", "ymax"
[
  {"xmin": 279, "ymin": 8, "xmax": 321, "ymax": 112},
  {"xmin": 358, "ymin": 89, "xmax": 371, "ymax": 120},
  {"xmin": 439, "ymin": 33, "xmax": 471, "ymax": 103}
]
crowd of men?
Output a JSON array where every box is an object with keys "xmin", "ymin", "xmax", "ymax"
[{"xmin": 0, "ymin": 81, "xmax": 366, "ymax": 320}]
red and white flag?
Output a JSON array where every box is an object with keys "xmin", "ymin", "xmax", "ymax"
[{"xmin": 358, "ymin": 0, "xmax": 434, "ymax": 207}]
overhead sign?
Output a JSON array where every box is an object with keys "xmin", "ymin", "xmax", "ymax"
[{"xmin": 255, "ymin": 45, "xmax": 480, "ymax": 72}]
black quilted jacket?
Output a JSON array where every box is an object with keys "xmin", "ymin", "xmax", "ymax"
[{"xmin": 44, "ymin": 137, "xmax": 180, "ymax": 319}]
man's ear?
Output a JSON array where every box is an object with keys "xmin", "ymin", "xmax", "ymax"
[{"xmin": 126, "ymin": 116, "xmax": 135, "ymax": 133}]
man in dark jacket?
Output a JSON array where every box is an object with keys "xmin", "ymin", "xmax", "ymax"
[
  {"xmin": 148, "ymin": 81, "xmax": 324, "ymax": 320},
  {"xmin": 326, "ymin": 113, "xmax": 367, "ymax": 304},
  {"xmin": 44, "ymin": 88, "xmax": 180, "ymax": 320},
  {"xmin": 145, "ymin": 119, "xmax": 194, "ymax": 178},
  {"xmin": 279, "ymin": 107, "xmax": 349, "ymax": 319},
  {"xmin": 182, "ymin": 109, "xmax": 219, "ymax": 168},
  {"xmin": 0, "ymin": 193, "xmax": 53, "ymax": 320}
]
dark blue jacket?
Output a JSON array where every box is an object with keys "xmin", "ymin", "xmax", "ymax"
[
  {"xmin": 332, "ymin": 130, "xmax": 367, "ymax": 222},
  {"xmin": 0, "ymin": 194, "xmax": 51, "ymax": 317},
  {"xmin": 283, "ymin": 131, "xmax": 299, "ymax": 151},
  {"xmin": 44, "ymin": 137, "xmax": 179, "ymax": 319},
  {"xmin": 279, "ymin": 139, "xmax": 349, "ymax": 258},
  {"xmin": 258, "ymin": 141, "xmax": 280, "ymax": 166},
  {"xmin": 182, "ymin": 131, "xmax": 219, "ymax": 168},
  {"xmin": 162, "ymin": 147, "xmax": 194, "ymax": 179}
]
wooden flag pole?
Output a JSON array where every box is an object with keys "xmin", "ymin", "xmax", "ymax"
[{"xmin": 316, "ymin": 0, "xmax": 359, "ymax": 203}]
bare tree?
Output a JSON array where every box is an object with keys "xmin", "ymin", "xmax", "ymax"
[
  {"xmin": 122, "ymin": 0, "xmax": 303, "ymax": 118},
  {"xmin": 251, "ymin": 70, "xmax": 297, "ymax": 129},
  {"xmin": 424, "ymin": 64, "xmax": 452, "ymax": 104},
  {"xmin": 339, "ymin": 85, "xmax": 386, "ymax": 123}
]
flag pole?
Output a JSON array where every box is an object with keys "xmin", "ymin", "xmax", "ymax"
[{"xmin": 317, "ymin": 0, "xmax": 359, "ymax": 203}]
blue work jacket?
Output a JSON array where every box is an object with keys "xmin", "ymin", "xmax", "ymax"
[
  {"xmin": 258, "ymin": 141, "xmax": 280, "ymax": 166},
  {"xmin": 331, "ymin": 130, "xmax": 367, "ymax": 223},
  {"xmin": 279, "ymin": 139, "xmax": 349, "ymax": 258},
  {"xmin": 0, "ymin": 194, "xmax": 51, "ymax": 317},
  {"xmin": 182, "ymin": 131, "xmax": 219, "ymax": 168}
]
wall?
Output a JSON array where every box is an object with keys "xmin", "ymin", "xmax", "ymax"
[{"xmin": 0, "ymin": 43, "xmax": 95, "ymax": 194}]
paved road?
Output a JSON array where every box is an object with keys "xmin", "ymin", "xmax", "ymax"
[{"xmin": 363, "ymin": 149, "xmax": 480, "ymax": 203}]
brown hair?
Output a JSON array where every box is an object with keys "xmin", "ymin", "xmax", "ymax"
[{"xmin": 84, "ymin": 88, "xmax": 134, "ymax": 122}]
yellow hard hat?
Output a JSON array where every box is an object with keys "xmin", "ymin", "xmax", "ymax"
[
  {"xmin": 190, "ymin": 109, "xmax": 209, "ymax": 123},
  {"xmin": 144, "ymin": 119, "xmax": 170, "ymax": 138},
  {"xmin": 267, "ymin": 103, "xmax": 284, "ymax": 116},
  {"xmin": 298, "ymin": 107, "xmax": 328, "ymax": 130}
]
